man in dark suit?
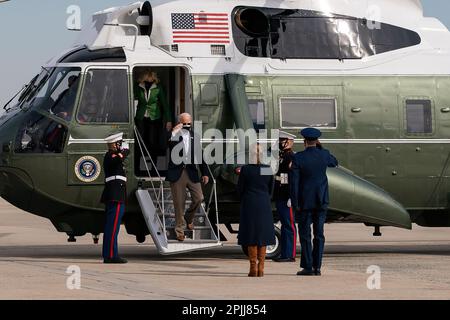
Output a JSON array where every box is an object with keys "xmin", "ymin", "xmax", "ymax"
[
  {"xmin": 290, "ymin": 128, "xmax": 338, "ymax": 276},
  {"xmin": 167, "ymin": 113, "xmax": 209, "ymax": 242}
]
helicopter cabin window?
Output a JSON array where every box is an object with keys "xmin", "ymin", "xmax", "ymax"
[
  {"xmin": 77, "ymin": 69, "xmax": 129, "ymax": 124},
  {"xmin": 248, "ymin": 99, "xmax": 265, "ymax": 131},
  {"xmin": 280, "ymin": 98, "xmax": 337, "ymax": 129},
  {"xmin": 233, "ymin": 6, "xmax": 421, "ymax": 59},
  {"xmin": 15, "ymin": 111, "xmax": 68, "ymax": 154},
  {"xmin": 22, "ymin": 67, "xmax": 81, "ymax": 122},
  {"xmin": 405, "ymin": 99, "xmax": 433, "ymax": 134}
]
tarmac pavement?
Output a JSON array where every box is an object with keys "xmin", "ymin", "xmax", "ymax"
[{"xmin": 1, "ymin": 198, "xmax": 449, "ymax": 300}]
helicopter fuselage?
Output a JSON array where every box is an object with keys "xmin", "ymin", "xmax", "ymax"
[{"xmin": 1, "ymin": 0, "xmax": 450, "ymax": 243}]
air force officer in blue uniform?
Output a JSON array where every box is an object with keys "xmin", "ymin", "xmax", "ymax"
[{"xmin": 290, "ymin": 128, "xmax": 338, "ymax": 276}]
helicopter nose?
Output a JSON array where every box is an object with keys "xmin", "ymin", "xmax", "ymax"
[
  {"xmin": 0, "ymin": 138, "xmax": 5, "ymax": 166},
  {"xmin": 0, "ymin": 136, "xmax": 8, "ymax": 194},
  {"xmin": 0, "ymin": 123, "xmax": 15, "ymax": 194},
  {"xmin": 0, "ymin": 113, "xmax": 16, "ymax": 167},
  {"xmin": 0, "ymin": 141, "xmax": 9, "ymax": 156},
  {"xmin": 0, "ymin": 136, "xmax": 11, "ymax": 166},
  {"xmin": 0, "ymin": 135, "xmax": 34, "ymax": 212}
]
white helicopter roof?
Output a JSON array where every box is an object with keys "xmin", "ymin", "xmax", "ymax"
[
  {"xmin": 89, "ymin": 0, "xmax": 425, "ymax": 25},
  {"xmin": 72, "ymin": 0, "xmax": 430, "ymax": 49},
  {"xmin": 47, "ymin": 0, "xmax": 450, "ymax": 76}
]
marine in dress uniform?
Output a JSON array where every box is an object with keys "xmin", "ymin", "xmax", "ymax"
[
  {"xmin": 272, "ymin": 131, "xmax": 297, "ymax": 263},
  {"xmin": 290, "ymin": 128, "xmax": 338, "ymax": 276},
  {"xmin": 101, "ymin": 132, "xmax": 129, "ymax": 264}
]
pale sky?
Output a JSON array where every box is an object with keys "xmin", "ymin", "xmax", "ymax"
[{"xmin": 0, "ymin": 0, "xmax": 449, "ymax": 108}]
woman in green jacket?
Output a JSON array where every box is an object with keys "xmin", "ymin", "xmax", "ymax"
[{"xmin": 134, "ymin": 69, "xmax": 173, "ymax": 164}]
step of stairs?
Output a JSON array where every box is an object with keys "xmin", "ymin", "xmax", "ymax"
[{"xmin": 136, "ymin": 188, "xmax": 221, "ymax": 255}]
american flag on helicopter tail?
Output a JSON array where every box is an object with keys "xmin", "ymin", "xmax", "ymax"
[{"xmin": 171, "ymin": 13, "xmax": 230, "ymax": 44}]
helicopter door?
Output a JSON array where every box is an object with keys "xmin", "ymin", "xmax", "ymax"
[
  {"xmin": 67, "ymin": 66, "xmax": 131, "ymax": 187},
  {"xmin": 132, "ymin": 66, "xmax": 192, "ymax": 177}
]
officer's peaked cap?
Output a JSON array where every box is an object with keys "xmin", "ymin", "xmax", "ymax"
[
  {"xmin": 300, "ymin": 128, "xmax": 322, "ymax": 140},
  {"xmin": 105, "ymin": 132, "xmax": 124, "ymax": 144},
  {"xmin": 279, "ymin": 131, "xmax": 296, "ymax": 140}
]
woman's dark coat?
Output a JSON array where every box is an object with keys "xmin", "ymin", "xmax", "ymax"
[{"xmin": 237, "ymin": 164, "xmax": 276, "ymax": 247}]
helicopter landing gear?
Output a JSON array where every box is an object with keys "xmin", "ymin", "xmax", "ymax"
[
  {"xmin": 67, "ymin": 234, "xmax": 77, "ymax": 242},
  {"xmin": 373, "ymin": 226, "xmax": 382, "ymax": 237},
  {"xmin": 92, "ymin": 234, "xmax": 100, "ymax": 244},
  {"xmin": 136, "ymin": 235, "xmax": 146, "ymax": 244}
]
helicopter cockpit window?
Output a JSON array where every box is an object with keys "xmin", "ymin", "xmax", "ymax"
[
  {"xmin": 4, "ymin": 71, "xmax": 45, "ymax": 112},
  {"xmin": 17, "ymin": 70, "xmax": 52, "ymax": 109},
  {"xmin": 15, "ymin": 111, "xmax": 68, "ymax": 154},
  {"xmin": 22, "ymin": 67, "xmax": 81, "ymax": 122},
  {"xmin": 77, "ymin": 69, "xmax": 129, "ymax": 124}
]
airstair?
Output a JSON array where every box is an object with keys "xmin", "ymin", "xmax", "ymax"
[{"xmin": 134, "ymin": 127, "xmax": 222, "ymax": 255}]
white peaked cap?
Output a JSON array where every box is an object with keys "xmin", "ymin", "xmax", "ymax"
[
  {"xmin": 104, "ymin": 132, "xmax": 124, "ymax": 144},
  {"xmin": 279, "ymin": 131, "xmax": 296, "ymax": 140}
]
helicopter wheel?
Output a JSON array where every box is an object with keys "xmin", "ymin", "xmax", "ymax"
[
  {"xmin": 136, "ymin": 235, "xmax": 146, "ymax": 243},
  {"xmin": 92, "ymin": 234, "xmax": 100, "ymax": 244}
]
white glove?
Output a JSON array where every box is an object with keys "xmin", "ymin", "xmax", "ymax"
[{"xmin": 287, "ymin": 199, "xmax": 292, "ymax": 208}]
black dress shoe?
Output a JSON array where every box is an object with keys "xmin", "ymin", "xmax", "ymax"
[
  {"xmin": 104, "ymin": 257, "xmax": 128, "ymax": 264},
  {"xmin": 272, "ymin": 257, "xmax": 296, "ymax": 263},
  {"xmin": 184, "ymin": 216, "xmax": 194, "ymax": 231},
  {"xmin": 314, "ymin": 270, "xmax": 322, "ymax": 276},
  {"xmin": 296, "ymin": 269, "xmax": 314, "ymax": 276}
]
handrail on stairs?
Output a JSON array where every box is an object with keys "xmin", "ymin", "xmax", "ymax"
[
  {"xmin": 135, "ymin": 125, "xmax": 220, "ymax": 243},
  {"xmin": 134, "ymin": 126, "xmax": 167, "ymax": 239},
  {"xmin": 204, "ymin": 164, "xmax": 220, "ymax": 242}
]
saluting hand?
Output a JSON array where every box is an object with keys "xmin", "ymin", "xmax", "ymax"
[{"xmin": 173, "ymin": 123, "xmax": 183, "ymax": 134}]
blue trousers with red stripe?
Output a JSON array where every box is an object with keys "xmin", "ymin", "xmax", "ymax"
[
  {"xmin": 102, "ymin": 201, "xmax": 125, "ymax": 260},
  {"xmin": 276, "ymin": 201, "xmax": 297, "ymax": 259},
  {"xmin": 297, "ymin": 208, "xmax": 327, "ymax": 271}
]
